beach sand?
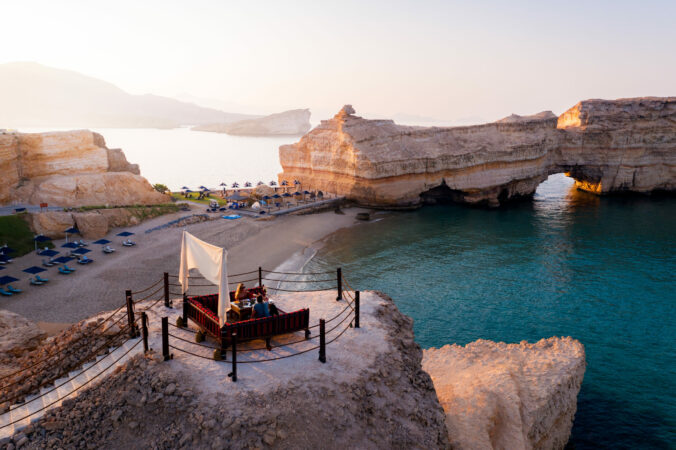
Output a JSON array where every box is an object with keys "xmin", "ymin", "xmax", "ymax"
[{"xmin": 1, "ymin": 204, "xmax": 365, "ymax": 323}]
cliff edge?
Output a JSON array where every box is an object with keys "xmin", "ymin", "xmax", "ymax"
[
  {"xmin": 279, "ymin": 97, "xmax": 675, "ymax": 207},
  {"xmin": 0, "ymin": 130, "xmax": 168, "ymax": 207}
]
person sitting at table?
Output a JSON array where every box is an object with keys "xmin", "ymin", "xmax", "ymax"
[
  {"xmin": 234, "ymin": 283, "xmax": 249, "ymax": 300},
  {"xmin": 252, "ymin": 295, "xmax": 270, "ymax": 318}
]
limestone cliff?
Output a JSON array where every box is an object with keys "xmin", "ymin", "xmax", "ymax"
[
  {"xmin": 423, "ymin": 337, "xmax": 586, "ymax": 450},
  {"xmin": 0, "ymin": 130, "xmax": 168, "ymax": 207},
  {"xmin": 279, "ymin": 97, "xmax": 675, "ymax": 207},
  {"xmin": 194, "ymin": 108, "xmax": 311, "ymax": 136}
]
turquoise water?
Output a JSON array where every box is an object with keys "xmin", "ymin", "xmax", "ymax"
[{"xmin": 306, "ymin": 175, "xmax": 676, "ymax": 448}]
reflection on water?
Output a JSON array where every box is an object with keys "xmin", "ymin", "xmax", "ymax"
[{"xmin": 307, "ymin": 174, "xmax": 676, "ymax": 448}]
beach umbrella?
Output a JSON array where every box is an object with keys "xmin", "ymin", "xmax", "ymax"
[
  {"xmin": 23, "ymin": 266, "xmax": 46, "ymax": 274},
  {"xmin": 199, "ymin": 185, "xmax": 207, "ymax": 190},
  {"xmin": 181, "ymin": 186, "xmax": 190, "ymax": 190},
  {"xmin": 231, "ymin": 182, "xmax": 239, "ymax": 188},
  {"xmin": 262, "ymin": 195, "xmax": 271, "ymax": 200},
  {"xmin": 244, "ymin": 181, "xmax": 252, "ymax": 187},
  {"xmin": 185, "ymin": 189, "xmax": 193, "ymax": 193},
  {"xmin": 34, "ymin": 234, "xmax": 52, "ymax": 252},
  {"xmin": 0, "ymin": 276, "xmax": 19, "ymax": 285},
  {"xmin": 269, "ymin": 181, "xmax": 277, "ymax": 186},
  {"xmin": 14, "ymin": 208, "xmax": 26, "ymax": 213},
  {"xmin": 219, "ymin": 182, "xmax": 227, "ymax": 186},
  {"xmin": 0, "ymin": 266, "xmax": 5, "ymax": 271},
  {"xmin": 64, "ymin": 226, "xmax": 80, "ymax": 243},
  {"xmin": 61, "ymin": 242, "xmax": 79, "ymax": 248},
  {"xmin": 257, "ymin": 181, "xmax": 265, "ymax": 186},
  {"xmin": 294, "ymin": 180, "xmax": 301, "ymax": 186},
  {"xmin": 281, "ymin": 180, "xmax": 289, "ymax": 186},
  {"xmin": 53, "ymin": 256, "xmax": 74, "ymax": 264},
  {"xmin": 39, "ymin": 249, "xmax": 59, "ymax": 257},
  {"xmin": 0, "ymin": 246, "xmax": 15, "ymax": 254},
  {"xmin": 282, "ymin": 193, "xmax": 291, "ymax": 198},
  {"xmin": 292, "ymin": 191, "xmax": 302, "ymax": 196},
  {"xmin": 93, "ymin": 239, "xmax": 111, "ymax": 245},
  {"xmin": 72, "ymin": 248, "xmax": 91, "ymax": 255},
  {"xmin": 117, "ymin": 231, "xmax": 135, "ymax": 237},
  {"xmin": 272, "ymin": 194, "xmax": 281, "ymax": 199},
  {"xmin": 0, "ymin": 255, "xmax": 12, "ymax": 262}
]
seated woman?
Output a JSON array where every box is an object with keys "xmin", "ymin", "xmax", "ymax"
[
  {"xmin": 251, "ymin": 295, "xmax": 270, "ymax": 318},
  {"xmin": 234, "ymin": 283, "xmax": 249, "ymax": 300}
]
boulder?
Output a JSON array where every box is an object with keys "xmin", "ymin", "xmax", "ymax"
[
  {"xmin": 27, "ymin": 211, "xmax": 74, "ymax": 239},
  {"xmin": 73, "ymin": 212, "xmax": 109, "ymax": 239},
  {"xmin": 253, "ymin": 185, "xmax": 275, "ymax": 196},
  {"xmin": 98, "ymin": 208, "xmax": 140, "ymax": 228},
  {"xmin": 423, "ymin": 337, "xmax": 586, "ymax": 450},
  {"xmin": 0, "ymin": 309, "xmax": 46, "ymax": 359}
]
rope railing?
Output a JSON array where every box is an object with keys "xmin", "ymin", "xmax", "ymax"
[
  {"xmin": 130, "ymin": 277, "xmax": 163, "ymax": 295},
  {"xmin": 169, "ymin": 344, "xmax": 225, "ymax": 362},
  {"xmin": 0, "ymin": 338, "xmax": 142, "ymax": 432}
]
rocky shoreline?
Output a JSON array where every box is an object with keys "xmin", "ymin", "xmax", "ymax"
[{"xmin": 279, "ymin": 97, "xmax": 675, "ymax": 208}]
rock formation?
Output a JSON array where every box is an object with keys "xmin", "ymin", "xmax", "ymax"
[
  {"xmin": 194, "ymin": 108, "xmax": 311, "ymax": 136},
  {"xmin": 0, "ymin": 130, "xmax": 168, "ymax": 207},
  {"xmin": 279, "ymin": 97, "xmax": 675, "ymax": 207},
  {"xmin": 423, "ymin": 337, "xmax": 586, "ymax": 449}
]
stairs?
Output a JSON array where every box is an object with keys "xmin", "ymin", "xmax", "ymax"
[{"xmin": 0, "ymin": 338, "xmax": 142, "ymax": 440}]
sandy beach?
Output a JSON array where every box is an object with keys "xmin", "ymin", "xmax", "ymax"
[{"xmin": 1, "ymin": 204, "xmax": 365, "ymax": 324}]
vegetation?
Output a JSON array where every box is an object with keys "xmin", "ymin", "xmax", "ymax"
[
  {"xmin": 0, "ymin": 214, "xmax": 53, "ymax": 257},
  {"xmin": 170, "ymin": 192, "xmax": 228, "ymax": 206},
  {"xmin": 153, "ymin": 183, "xmax": 169, "ymax": 194},
  {"xmin": 125, "ymin": 204, "xmax": 180, "ymax": 220}
]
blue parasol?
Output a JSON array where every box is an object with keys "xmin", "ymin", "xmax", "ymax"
[
  {"xmin": 117, "ymin": 231, "xmax": 135, "ymax": 237},
  {"xmin": 23, "ymin": 266, "xmax": 46, "ymax": 274},
  {"xmin": 0, "ymin": 276, "xmax": 19, "ymax": 285},
  {"xmin": 62, "ymin": 242, "xmax": 79, "ymax": 248},
  {"xmin": 0, "ymin": 246, "xmax": 15, "ymax": 254},
  {"xmin": 72, "ymin": 248, "xmax": 91, "ymax": 255},
  {"xmin": 93, "ymin": 239, "xmax": 111, "ymax": 245},
  {"xmin": 39, "ymin": 249, "xmax": 59, "ymax": 257},
  {"xmin": 53, "ymin": 256, "xmax": 74, "ymax": 264}
]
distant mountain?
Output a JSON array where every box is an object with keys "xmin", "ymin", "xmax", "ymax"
[
  {"xmin": 0, "ymin": 62, "xmax": 261, "ymax": 128},
  {"xmin": 193, "ymin": 109, "xmax": 312, "ymax": 136}
]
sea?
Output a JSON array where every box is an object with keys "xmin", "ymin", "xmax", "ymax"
[{"xmin": 17, "ymin": 126, "xmax": 676, "ymax": 447}]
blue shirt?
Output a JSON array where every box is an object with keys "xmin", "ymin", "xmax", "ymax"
[{"xmin": 253, "ymin": 302, "xmax": 269, "ymax": 318}]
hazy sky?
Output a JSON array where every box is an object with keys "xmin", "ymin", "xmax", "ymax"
[{"xmin": 2, "ymin": 0, "xmax": 674, "ymax": 123}]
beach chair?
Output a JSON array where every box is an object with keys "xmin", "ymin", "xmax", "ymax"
[
  {"xmin": 64, "ymin": 264, "xmax": 77, "ymax": 271},
  {"xmin": 123, "ymin": 240, "xmax": 136, "ymax": 247},
  {"xmin": 36, "ymin": 275, "xmax": 49, "ymax": 283},
  {"xmin": 103, "ymin": 245, "xmax": 115, "ymax": 254},
  {"xmin": 0, "ymin": 288, "xmax": 12, "ymax": 296},
  {"xmin": 6, "ymin": 285, "xmax": 22, "ymax": 294},
  {"xmin": 58, "ymin": 266, "xmax": 72, "ymax": 274},
  {"xmin": 30, "ymin": 278, "xmax": 44, "ymax": 286}
]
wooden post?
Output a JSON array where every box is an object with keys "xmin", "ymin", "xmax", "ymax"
[
  {"xmin": 163, "ymin": 272, "xmax": 171, "ymax": 308},
  {"xmin": 141, "ymin": 312, "xmax": 149, "ymax": 352},
  {"xmin": 228, "ymin": 331, "xmax": 238, "ymax": 382},
  {"xmin": 258, "ymin": 266, "xmax": 263, "ymax": 287},
  {"xmin": 125, "ymin": 290, "xmax": 136, "ymax": 338},
  {"xmin": 336, "ymin": 267, "xmax": 342, "ymax": 301},
  {"xmin": 355, "ymin": 291, "xmax": 360, "ymax": 329},
  {"xmin": 162, "ymin": 316, "xmax": 170, "ymax": 361},
  {"xmin": 182, "ymin": 293, "xmax": 188, "ymax": 327},
  {"xmin": 319, "ymin": 319, "xmax": 326, "ymax": 363}
]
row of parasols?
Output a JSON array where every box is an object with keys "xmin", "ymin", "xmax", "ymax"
[
  {"xmin": 180, "ymin": 179, "xmax": 302, "ymax": 193},
  {"xmin": 0, "ymin": 230, "xmax": 135, "ymax": 287}
]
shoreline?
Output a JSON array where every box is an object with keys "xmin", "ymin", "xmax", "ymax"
[{"xmin": 2, "ymin": 205, "xmax": 369, "ymax": 324}]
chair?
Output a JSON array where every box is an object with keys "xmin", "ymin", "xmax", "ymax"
[
  {"xmin": 0, "ymin": 288, "xmax": 12, "ymax": 296},
  {"xmin": 36, "ymin": 275, "xmax": 49, "ymax": 283},
  {"xmin": 30, "ymin": 278, "xmax": 44, "ymax": 286},
  {"xmin": 6, "ymin": 285, "xmax": 22, "ymax": 294},
  {"xmin": 64, "ymin": 264, "xmax": 77, "ymax": 271},
  {"xmin": 58, "ymin": 266, "xmax": 72, "ymax": 274},
  {"xmin": 42, "ymin": 259, "xmax": 54, "ymax": 267}
]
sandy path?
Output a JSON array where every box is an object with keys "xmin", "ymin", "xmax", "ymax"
[{"xmin": 1, "ymin": 206, "xmax": 363, "ymax": 323}]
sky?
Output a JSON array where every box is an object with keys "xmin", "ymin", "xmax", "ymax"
[{"xmin": 2, "ymin": 0, "xmax": 674, "ymax": 123}]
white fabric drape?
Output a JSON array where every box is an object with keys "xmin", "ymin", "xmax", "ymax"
[{"xmin": 178, "ymin": 231, "xmax": 229, "ymax": 326}]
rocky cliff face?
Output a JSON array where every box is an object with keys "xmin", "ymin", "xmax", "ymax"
[
  {"xmin": 0, "ymin": 130, "xmax": 168, "ymax": 207},
  {"xmin": 423, "ymin": 337, "xmax": 586, "ymax": 449},
  {"xmin": 194, "ymin": 108, "xmax": 311, "ymax": 136},
  {"xmin": 279, "ymin": 97, "xmax": 675, "ymax": 207}
]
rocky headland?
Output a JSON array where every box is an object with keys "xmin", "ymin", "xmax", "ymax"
[
  {"xmin": 194, "ymin": 109, "xmax": 311, "ymax": 136},
  {"xmin": 423, "ymin": 337, "xmax": 586, "ymax": 449},
  {"xmin": 0, "ymin": 130, "xmax": 168, "ymax": 207},
  {"xmin": 279, "ymin": 97, "xmax": 675, "ymax": 207}
]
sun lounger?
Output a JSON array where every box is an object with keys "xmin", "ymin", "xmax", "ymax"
[
  {"xmin": 103, "ymin": 246, "xmax": 115, "ymax": 254},
  {"xmin": 64, "ymin": 264, "xmax": 77, "ymax": 271},
  {"xmin": 58, "ymin": 266, "xmax": 72, "ymax": 274},
  {"xmin": 122, "ymin": 240, "xmax": 136, "ymax": 247},
  {"xmin": 42, "ymin": 259, "xmax": 55, "ymax": 267},
  {"xmin": 36, "ymin": 275, "xmax": 49, "ymax": 283},
  {"xmin": 30, "ymin": 278, "xmax": 44, "ymax": 285},
  {"xmin": 0, "ymin": 288, "xmax": 12, "ymax": 296},
  {"xmin": 6, "ymin": 285, "xmax": 22, "ymax": 294}
]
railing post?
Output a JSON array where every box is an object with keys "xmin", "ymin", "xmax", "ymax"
[
  {"xmin": 164, "ymin": 272, "xmax": 171, "ymax": 308},
  {"xmin": 141, "ymin": 312, "xmax": 149, "ymax": 352},
  {"xmin": 162, "ymin": 316, "xmax": 171, "ymax": 361},
  {"xmin": 258, "ymin": 266, "xmax": 263, "ymax": 287},
  {"xmin": 355, "ymin": 290, "xmax": 360, "ymax": 329},
  {"xmin": 182, "ymin": 293, "xmax": 188, "ymax": 327},
  {"xmin": 319, "ymin": 319, "xmax": 326, "ymax": 363},
  {"xmin": 125, "ymin": 290, "xmax": 136, "ymax": 338},
  {"xmin": 336, "ymin": 267, "xmax": 342, "ymax": 301},
  {"xmin": 228, "ymin": 331, "xmax": 238, "ymax": 382}
]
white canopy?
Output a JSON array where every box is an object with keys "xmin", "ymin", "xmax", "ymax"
[{"xmin": 178, "ymin": 231, "xmax": 230, "ymax": 326}]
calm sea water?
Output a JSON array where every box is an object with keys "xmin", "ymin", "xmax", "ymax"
[
  {"xmin": 17, "ymin": 126, "xmax": 299, "ymax": 191},
  {"xmin": 306, "ymin": 174, "xmax": 676, "ymax": 449}
]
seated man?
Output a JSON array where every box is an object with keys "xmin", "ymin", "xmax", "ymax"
[{"xmin": 251, "ymin": 295, "xmax": 270, "ymax": 318}]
